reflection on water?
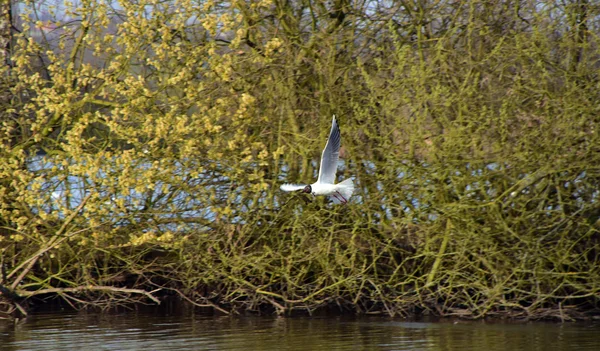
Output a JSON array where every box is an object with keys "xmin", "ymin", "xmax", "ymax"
[{"xmin": 1, "ymin": 308, "xmax": 599, "ymax": 351}]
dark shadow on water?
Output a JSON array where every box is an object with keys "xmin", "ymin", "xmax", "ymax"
[{"xmin": 1, "ymin": 301, "xmax": 600, "ymax": 351}]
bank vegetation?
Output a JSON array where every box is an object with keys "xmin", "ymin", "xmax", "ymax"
[{"xmin": 1, "ymin": 0, "xmax": 599, "ymax": 321}]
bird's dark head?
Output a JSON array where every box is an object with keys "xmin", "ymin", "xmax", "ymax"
[{"xmin": 302, "ymin": 185, "xmax": 312, "ymax": 194}]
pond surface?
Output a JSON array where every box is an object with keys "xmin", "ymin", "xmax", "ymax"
[{"xmin": 1, "ymin": 308, "xmax": 599, "ymax": 350}]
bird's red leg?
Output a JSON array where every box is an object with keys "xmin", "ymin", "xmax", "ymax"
[{"xmin": 336, "ymin": 191, "xmax": 348, "ymax": 204}]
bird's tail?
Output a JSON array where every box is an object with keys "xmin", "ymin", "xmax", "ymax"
[{"xmin": 332, "ymin": 178, "xmax": 355, "ymax": 204}]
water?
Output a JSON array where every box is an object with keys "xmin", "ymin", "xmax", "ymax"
[{"xmin": 1, "ymin": 309, "xmax": 599, "ymax": 350}]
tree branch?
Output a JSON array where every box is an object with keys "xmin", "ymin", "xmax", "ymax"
[{"xmin": 17, "ymin": 285, "xmax": 161, "ymax": 305}]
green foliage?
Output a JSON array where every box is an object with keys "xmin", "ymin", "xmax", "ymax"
[{"xmin": 1, "ymin": 0, "xmax": 599, "ymax": 319}]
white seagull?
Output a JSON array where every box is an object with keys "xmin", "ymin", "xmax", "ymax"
[{"xmin": 280, "ymin": 115, "xmax": 354, "ymax": 204}]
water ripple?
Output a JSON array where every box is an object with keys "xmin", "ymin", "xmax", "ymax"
[{"xmin": 1, "ymin": 311, "xmax": 599, "ymax": 350}]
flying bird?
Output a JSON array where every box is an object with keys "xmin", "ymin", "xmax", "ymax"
[{"xmin": 280, "ymin": 115, "xmax": 354, "ymax": 204}]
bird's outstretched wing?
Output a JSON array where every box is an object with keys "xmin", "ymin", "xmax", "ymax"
[
  {"xmin": 280, "ymin": 183, "xmax": 306, "ymax": 192},
  {"xmin": 317, "ymin": 115, "xmax": 341, "ymax": 185}
]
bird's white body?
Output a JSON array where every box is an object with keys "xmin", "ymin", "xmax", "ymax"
[
  {"xmin": 309, "ymin": 182, "xmax": 337, "ymax": 196},
  {"xmin": 309, "ymin": 178, "xmax": 355, "ymax": 204},
  {"xmin": 280, "ymin": 115, "xmax": 354, "ymax": 204}
]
